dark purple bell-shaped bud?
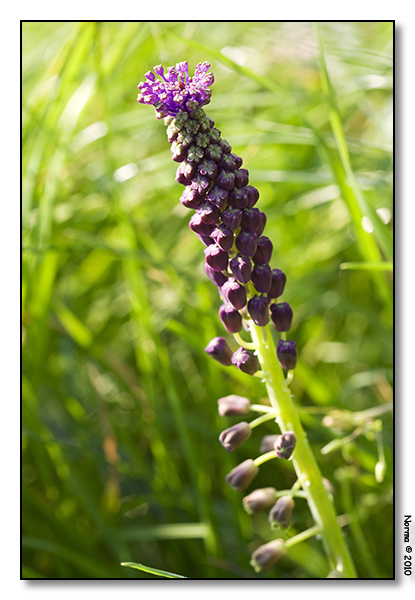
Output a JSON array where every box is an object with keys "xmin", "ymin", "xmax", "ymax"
[
  {"xmin": 217, "ymin": 394, "xmax": 251, "ymax": 417},
  {"xmin": 219, "ymin": 422, "xmax": 252, "ymax": 452},
  {"xmin": 253, "ymin": 236, "xmax": 273, "ymax": 264},
  {"xmin": 221, "ymin": 278, "xmax": 247, "ymax": 310},
  {"xmin": 240, "ymin": 207, "xmax": 261, "ymax": 232},
  {"xmin": 198, "ymin": 158, "xmax": 218, "ymax": 179},
  {"xmin": 219, "ymin": 153, "xmax": 238, "ymax": 171},
  {"xmin": 230, "ymin": 254, "xmax": 252, "ymax": 284},
  {"xmin": 231, "ymin": 153, "xmax": 243, "ymax": 169},
  {"xmin": 260, "ymin": 435, "xmax": 280, "ymax": 454},
  {"xmin": 245, "ymin": 185, "xmax": 259, "ymax": 208},
  {"xmin": 228, "ymin": 187, "xmax": 249, "ymax": 209},
  {"xmin": 191, "ymin": 173, "xmax": 211, "ymax": 195},
  {"xmin": 219, "ymin": 304, "xmax": 242, "ymax": 333},
  {"xmin": 270, "ymin": 302, "xmax": 293, "ymax": 332},
  {"xmin": 197, "ymin": 201, "xmax": 220, "ymax": 224},
  {"xmin": 220, "ymin": 138, "xmax": 232, "ymax": 154},
  {"xmin": 231, "ymin": 347, "xmax": 260, "ymax": 375},
  {"xmin": 269, "ymin": 496, "xmax": 295, "ymax": 529},
  {"xmin": 189, "ymin": 213, "xmax": 214, "ymax": 236},
  {"xmin": 274, "ymin": 431, "xmax": 297, "ymax": 460},
  {"xmin": 268, "ymin": 269, "xmax": 286, "ymax": 299},
  {"xmin": 180, "ymin": 187, "xmax": 204, "ymax": 209},
  {"xmin": 235, "ymin": 231, "xmax": 258, "ymax": 257},
  {"xmin": 204, "ymin": 244, "xmax": 228, "ymax": 272},
  {"xmin": 225, "ymin": 459, "xmax": 259, "ymax": 491},
  {"xmin": 205, "ymin": 337, "xmax": 233, "ymax": 366},
  {"xmin": 204, "ymin": 263, "xmax": 228, "ymax": 287},
  {"xmin": 277, "ymin": 340, "xmax": 297, "ymax": 370},
  {"xmin": 250, "ymin": 540, "xmax": 286, "ymax": 573},
  {"xmin": 221, "ymin": 206, "xmax": 243, "ymax": 230},
  {"xmin": 215, "ymin": 168, "xmax": 235, "ymax": 191},
  {"xmin": 207, "ymin": 185, "xmax": 228, "ymax": 209},
  {"xmin": 234, "ymin": 168, "xmax": 249, "ymax": 188},
  {"xmin": 251, "ymin": 264, "xmax": 272, "ymax": 294},
  {"xmin": 243, "ymin": 488, "xmax": 277, "ymax": 515},
  {"xmin": 256, "ymin": 211, "xmax": 267, "ymax": 236},
  {"xmin": 195, "ymin": 233, "xmax": 214, "ymax": 246},
  {"xmin": 211, "ymin": 224, "xmax": 234, "ymax": 251},
  {"xmin": 248, "ymin": 295, "xmax": 270, "ymax": 326}
]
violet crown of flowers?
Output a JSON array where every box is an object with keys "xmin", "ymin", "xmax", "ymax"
[{"xmin": 137, "ymin": 61, "xmax": 214, "ymax": 118}]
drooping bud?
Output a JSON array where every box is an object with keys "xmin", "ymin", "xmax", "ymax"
[
  {"xmin": 260, "ymin": 434, "xmax": 280, "ymax": 454},
  {"xmin": 219, "ymin": 422, "xmax": 252, "ymax": 452},
  {"xmin": 198, "ymin": 201, "xmax": 220, "ymax": 224},
  {"xmin": 221, "ymin": 278, "xmax": 247, "ymax": 310},
  {"xmin": 204, "ymin": 263, "xmax": 228, "ymax": 287},
  {"xmin": 217, "ymin": 394, "xmax": 251, "ymax": 417},
  {"xmin": 248, "ymin": 296, "xmax": 270, "ymax": 327},
  {"xmin": 204, "ymin": 337, "xmax": 233, "ymax": 366},
  {"xmin": 268, "ymin": 269, "xmax": 286, "ymax": 299},
  {"xmin": 251, "ymin": 264, "xmax": 272, "ymax": 294},
  {"xmin": 230, "ymin": 254, "xmax": 252, "ymax": 284},
  {"xmin": 219, "ymin": 304, "xmax": 242, "ymax": 333},
  {"xmin": 221, "ymin": 206, "xmax": 243, "ymax": 230},
  {"xmin": 215, "ymin": 168, "xmax": 235, "ymax": 191},
  {"xmin": 189, "ymin": 213, "xmax": 214, "ymax": 235},
  {"xmin": 228, "ymin": 187, "xmax": 249, "ymax": 209},
  {"xmin": 250, "ymin": 539, "xmax": 286, "ymax": 572},
  {"xmin": 234, "ymin": 168, "xmax": 249, "ymax": 188},
  {"xmin": 269, "ymin": 496, "xmax": 295, "ymax": 529},
  {"xmin": 206, "ymin": 185, "xmax": 228, "ymax": 209},
  {"xmin": 277, "ymin": 340, "xmax": 297, "ymax": 370},
  {"xmin": 225, "ymin": 459, "xmax": 259, "ymax": 491},
  {"xmin": 211, "ymin": 224, "xmax": 234, "ymax": 251},
  {"xmin": 235, "ymin": 231, "xmax": 258, "ymax": 257},
  {"xmin": 231, "ymin": 347, "xmax": 260, "ymax": 375},
  {"xmin": 274, "ymin": 431, "xmax": 297, "ymax": 460},
  {"xmin": 204, "ymin": 244, "xmax": 228, "ymax": 272},
  {"xmin": 245, "ymin": 185, "xmax": 259, "ymax": 208},
  {"xmin": 253, "ymin": 236, "xmax": 273, "ymax": 264},
  {"xmin": 240, "ymin": 207, "xmax": 261, "ymax": 232},
  {"xmin": 243, "ymin": 487, "xmax": 277, "ymax": 515},
  {"xmin": 270, "ymin": 302, "xmax": 293, "ymax": 332}
]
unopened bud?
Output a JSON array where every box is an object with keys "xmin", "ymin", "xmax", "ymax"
[
  {"xmin": 248, "ymin": 295, "xmax": 270, "ymax": 327},
  {"xmin": 274, "ymin": 432, "xmax": 296, "ymax": 460},
  {"xmin": 243, "ymin": 487, "xmax": 277, "ymax": 515},
  {"xmin": 219, "ymin": 304, "xmax": 243, "ymax": 333},
  {"xmin": 219, "ymin": 422, "xmax": 252, "ymax": 452},
  {"xmin": 225, "ymin": 459, "xmax": 259, "ymax": 491},
  {"xmin": 277, "ymin": 340, "xmax": 297, "ymax": 370},
  {"xmin": 250, "ymin": 539, "xmax": 286, "ymax": 572},
  {"xmin": 260, "ymin": 434, "xmax": 280, "ymax": 454},
  {"xmin": 268, "ymin": 269, "xmax": 286, "ymax": 299},
  {"xmin": 231, "ymin": 347, "xmax": 260, "ymax": 375},
  {"xmin": 217, "ymin": 394, "xmax": 251, "ymax": 417},
  {"xmin": 270, "ymin": 302, "xmax": 293, "ymax": 332},
  {"xmin": 204, "ymin": 337, "xmax": 233, "ymax": 366},
  {"xmin": 269, "ymin": 496, "xmax": 295, "ymax": 529}
]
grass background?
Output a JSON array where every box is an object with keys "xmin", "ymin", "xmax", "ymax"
[{"xmin": 22, "ymin": 21, "xmax": 393, "ymax": 579}]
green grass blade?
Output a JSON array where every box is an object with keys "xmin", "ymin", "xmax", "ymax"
[
  {"xmin": 340, "ymin": 262, "xmax": 393, "ymax": 271},
  {"xmin": 121, "ymin": 562, "xmax": 188, "ymax": 578}
]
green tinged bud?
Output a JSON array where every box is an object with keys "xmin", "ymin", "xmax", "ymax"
[
  {"xmin": 268, "ymin": 496, "xmax": 295, "ymax": 529},
  {"xmin": 243, "ymin": 487, "xmax": 277, "ymax": 515},
  {"xmin": 250, "ymin": 539, "xmax": 286, "ymax": 572}
]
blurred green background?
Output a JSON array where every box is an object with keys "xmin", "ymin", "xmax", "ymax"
[{"xmin": 22, "ymin": 21, "xmax": 393, "ymax": 579}]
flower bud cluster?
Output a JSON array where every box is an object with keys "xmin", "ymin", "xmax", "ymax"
[{"xmin": 137, "ymin": 62, "xmax": 297, "ymax": 373}]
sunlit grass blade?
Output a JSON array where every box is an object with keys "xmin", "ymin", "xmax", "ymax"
[
  {"xmin": 121, "ymin": 562, "xmax": 188, "ymax": 578},
  {"xmin": 340, "ymin": 262, "xmax": 393, "ymax": 271}
]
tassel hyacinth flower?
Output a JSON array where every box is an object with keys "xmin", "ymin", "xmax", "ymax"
[{"xmin": 137, "ymin": 61, "xmax": 357, "ymax": 578}]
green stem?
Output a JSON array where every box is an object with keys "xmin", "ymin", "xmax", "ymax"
[{"xmin": 249, "ymin": 323, "xmax": 357, "ymax": 578}]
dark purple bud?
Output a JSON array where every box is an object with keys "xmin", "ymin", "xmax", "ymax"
[
  {"xmin": 234, "ymin": 168, "xmax": 249, "ymax": 188},
  {"xmin": 251, "ymin": 264, "xmax": 272, "ymax": 294},
  {"xmin": 269, "ymin": 496, "xmax": 295, "ymax": 529},
  {"xmin": 231, "ymin": 347, "xmax": 260, "ymax": 375},
  {"xmin": 248, "ymin": 295, "xmax": 270, "ymax": 326},
  {"xmin": 243, "ymin": 487, "xmax": 277, "ymax": 515},
  {"xmin": 270, "ymin": 302, "xmax": 293, "ymax": 332},
  {"xmin": 219, "ymin": 422, "xmax": 252, "ymax": 452},
  {"xmin": 221, "ymin": 206, "xmax": 243, "ymax": 230},
  {"xmin": 221, "ymin": 278, "xmax": 247, "ymax": 310},
  {"xmin": 219, "ymin": 304, "xmax": 242, "ymax": 333},
  {"xmin": 191, "ymin": 173, "xmax": 211, "ymax": 195},
  {"xmin": 217, "ymin": 394, "xmax": 251, "ymax": 417},
  {"xmin": 176, "ymin": 161, "xmax": 196, "ymax": 185},
  {"xmin": 215, "ymin": 168, "xmax": 235, "ymax": 191},
  {"xmin": 211, "ymin": 224, "xmax": 234, "ymax": 251},
  {"xmin": 198, "ymin": 159, "xmax": 218, "ymax": 179},
  {"xmin": 253, "ymin": 236, "xmax": 273, "ymax": 264},
  {"xmin": 228, "ymin": 187, "xmax": 249, "ymax": 209},
  {"xmin": 231, "ymin": 153, "xmax": 243, "ymax": 169},
  {"xmin": 204, "ymin": 263, "xmax": 228, "ymax": 287},
  {"xmin": 170, "ymin": 142, "xmax": 187, "ymax": 162},
  {"xmin": 219, "ymin": 153, "xmax": 238, "ymax": 171},
  {"xmin": 268, "ymin": 269, "xmax": 286, "ymax": 299},
  {"xmin": 235, "ymin": 231, "xmax": 258, "ymax": 257},
  {"xmin": 204, "ymin": 244, "xmax": 228, "ymax": 271},
  {"xmin": 230, "ymin": 254, "xmax": 252, "ymax": 284},
  {"xmin": 250, "ymin": 540, "xmax": 286, "ymax": 573},
  {"xmin": 196, "ymin": 234, "xmax": 214, "ymax": 246},
  {"xmin": 277, "ymin": 340, "xmax": 297, "ymax": 370},
  {"xmin": 260, "ymin": 435, "xmax": 280, "ymax": 454},
  {"xmin": 245, "ymin": 185, "xmax": 259, "ymax": 208},
  {"xmin": 207, "ymin": 185, "xmax": 228, "ymax": 209},
  {"xmin": 180, "ymin": 187, "xmax": 204, "ymax": 209},
  {"xmin": 205, "ymin": 143, "xmax": 222, "ymax": 162},
  {"xmin": 240, "ymin": 207, "xmax": 261, "ymax": 232},
  {"xmin": 220, "ymin": 138, "xmax": 232, "ymax": 154},
  {"xmin": 256, "ymin": 212, "xmax": 267, "ymax": 236},
  {"xmin": 274, "ymin": 431, "xmax": 297, "ymax": 460},
  {"xmin": 197, "ymin": 201, "xmax": 220, "ymax": 224},
  {"xmin": 205, "ymin": 337, "xmax": 233, "ymax": 366},
  {"xmin": 225, "ymin": 459, "xmax": 259, "ymax": 491},
  {"xmin": 189, "ymin": 213, "xmax": 214, "ymax": 236}
]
